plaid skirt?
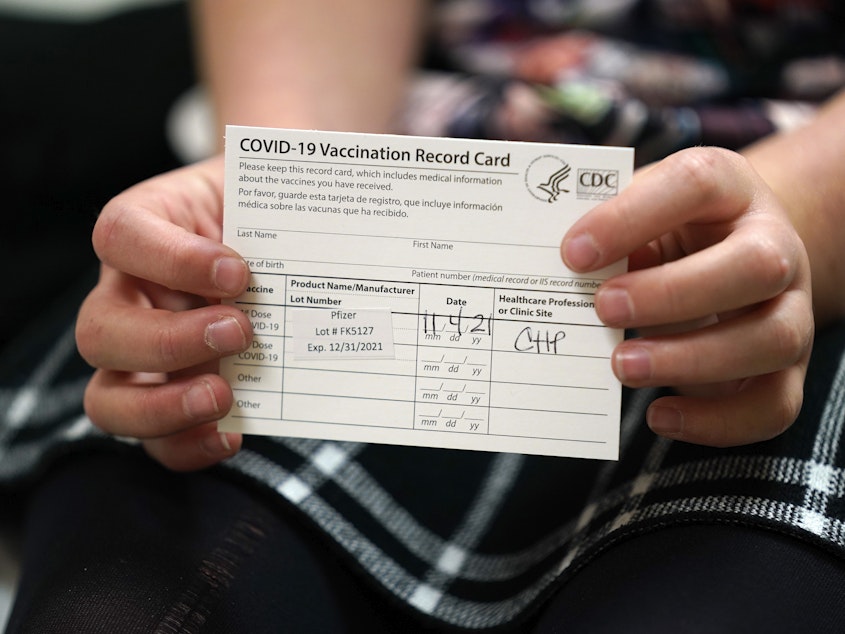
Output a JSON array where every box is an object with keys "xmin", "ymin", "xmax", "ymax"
[{"xmin": 2, "ymin": 272, "xmax": 845, "ymax": 630}]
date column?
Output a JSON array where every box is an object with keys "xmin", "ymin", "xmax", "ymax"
[{"xmin": 414, "ymin": 284, "xmax": 495, "ymax": 434}]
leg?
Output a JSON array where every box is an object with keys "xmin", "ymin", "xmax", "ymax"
[
  {"xmin": 5, "ymin": 450, "xmax": 434, "ymax": 633},
  {"xmin": 531, "ymin": 524, "xmax": 845, "ymax": 633}
]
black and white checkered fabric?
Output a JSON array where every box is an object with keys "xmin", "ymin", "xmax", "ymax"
[{"xmin": 3, "ymin": 280, "xmax": 845, "ymax": 630}]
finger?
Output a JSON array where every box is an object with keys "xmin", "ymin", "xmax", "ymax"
[
  {"xmin": 136, "ymin": 278, "xmax": 211, "ymax": 313},
  {"xmin": 646, "ymin": 366, "xmax": 806, "ymax": 447},
  {"xmin": 594, "ymin": 216, "xmax": 803, "ymax": 328},
  {"xmin": 77, "ymin": 286, "xmax": 251, "ymax": 372},
  {"xmin": 83, "ymin": 370, "xmax": 235, "ymax": 439},
  {"xmin": 143, "ymin": 423, "xmax": 242, "ymax": 472},
  {"xmin": 562, "ymin": 147, "xmax": 758, "ymax": 272},
  {"xmin": 92, "ymin": 159, "xmax": 250, "ymax": 299},
  {"xmin": 612, "ymin": 290, "xmax": 813, "ymax": 388}
]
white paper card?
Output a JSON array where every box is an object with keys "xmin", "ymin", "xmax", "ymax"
[{"xmin": 219, "ymin": 126, "xmax": 633, "ymax": 460}]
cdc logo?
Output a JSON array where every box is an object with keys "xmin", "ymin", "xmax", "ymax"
[{"xmin": 577, "ymin": 169, "xmax": 619, "ymax": 201}]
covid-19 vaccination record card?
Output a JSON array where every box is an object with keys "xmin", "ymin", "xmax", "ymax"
[{"xmin": 219, "ymin": 126, "xmax": 633, "ymax": 460}]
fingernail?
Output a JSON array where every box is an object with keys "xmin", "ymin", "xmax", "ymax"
[
  {"xmin": 183, "ymin": 381, "xmax": 220, "ymax": 420},
  {"xmin": 563, "ymin": 233, "xmax": 600, "ymax": 270},
  {"xmin": 213, "ymin": 256, "xmax": 249, "ymax": 296},
  {"xmin": 597, "ymin": 287, "xmax": 633, "ymax": 325},
  {"xmin": 200, "ymin": 431, "xmax": 238, "ymax": 458},
  {"xmin": 205, "ymin": 316, "xmax": 247, "ymax": 353},
  {"xmin": 614, "ymin": 346, "xmax": 652, "ymax": 383},
  {"xmin": 648, "ymin": 405, "xmax": 684, "ymax": 437}
]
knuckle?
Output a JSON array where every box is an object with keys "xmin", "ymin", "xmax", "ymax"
[
  {"xmin": 609, "ymin": 190, "xmax": 640, "ymax": 242},
  {"xmin": 756, "ymin": 372, "xmax": 804, "ymax": 442},
  {"xmin": 654, "ymin": 274, "xmax": 686, "ymax": 321},
  {"xmin": 765, "ymin": 378, "xmax": 804, "ymax": 441},
  {"xmin": 748, "ymin": 229, "xmax": 795, "ymax": 293},
  {"xmin": 83, "ymin": 373, "xmax": 141, "ymax": 438},
  {"xmin": 91, "ymin": 199, "xmax": 131, "ymax": 261},
  {"xmin": 771, "ymin": 301, "xmax": 814, "ymax": 364},
  {"xmin": 134, "ymin": 387, "xmax": 167, "ymax": 436},
  {"xmin": 713, "ymin": 415, "xmax": 735, "ymax": 448},
  {"xmin": 74, "ymin": 313, "xmax": 98, "ymax": 367},
  {"xmin": 152, "ymin": 322, "xmax": 183, "ymax": 370},
  {"xmin": 74, "ymin": 291, "xmax": 113, "ymax": 369},
  {"xmin": 690, "ymin": 407, "xmax": 735, "ymax": 448},
  {"xmin": 778, "ymin": 386, "xmax": 804, "ymax": 435},
  {"xmin": 785, "ymin": 365, "xmax": 807, "ymax": 414},
  {"xmin": 82, "ymin": 376, "xmax": 103, "ymax": 428},
  {"xmin": 669, "ymin": 147, "xmax": 733, "ymax": 203},
  {"xmin": 157, "ymin": 230, "xmax": 191, "ymax": 284}
]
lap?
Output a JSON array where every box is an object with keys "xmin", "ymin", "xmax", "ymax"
[
  {"xmin": 6, "ymin": 450, "xmax": 422, "ymax": 633},
  {"xmin": 7, "ymin": 449, "xmax": 845, "ymax": 633}
]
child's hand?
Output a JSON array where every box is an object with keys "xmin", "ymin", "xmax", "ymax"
[
  {"xmin": 76, "ymin": 157, "xmax": 253, "ymax": 470},
  {"xmin": 562, "ymin": 147, "xmax": 813, "ymax": 447}
]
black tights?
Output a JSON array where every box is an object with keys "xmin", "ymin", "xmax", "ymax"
[{"xmin": 7, "ymin": 451, "xmax": 845, "ymax": 633}]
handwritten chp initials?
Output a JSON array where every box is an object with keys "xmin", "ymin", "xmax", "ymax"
[{"xmin": 525, "ymin": 155, "xmax": 571, "ymax": 203}]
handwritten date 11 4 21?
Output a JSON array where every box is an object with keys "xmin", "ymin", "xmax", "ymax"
[{"xmin": 421, "ymin": 309, "xmax": 493, "ymax": 337}]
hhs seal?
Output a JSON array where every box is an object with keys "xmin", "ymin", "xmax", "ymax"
[{"xmin": 524, "ymin": 155, "xmax": 571, "ymax": 203}]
